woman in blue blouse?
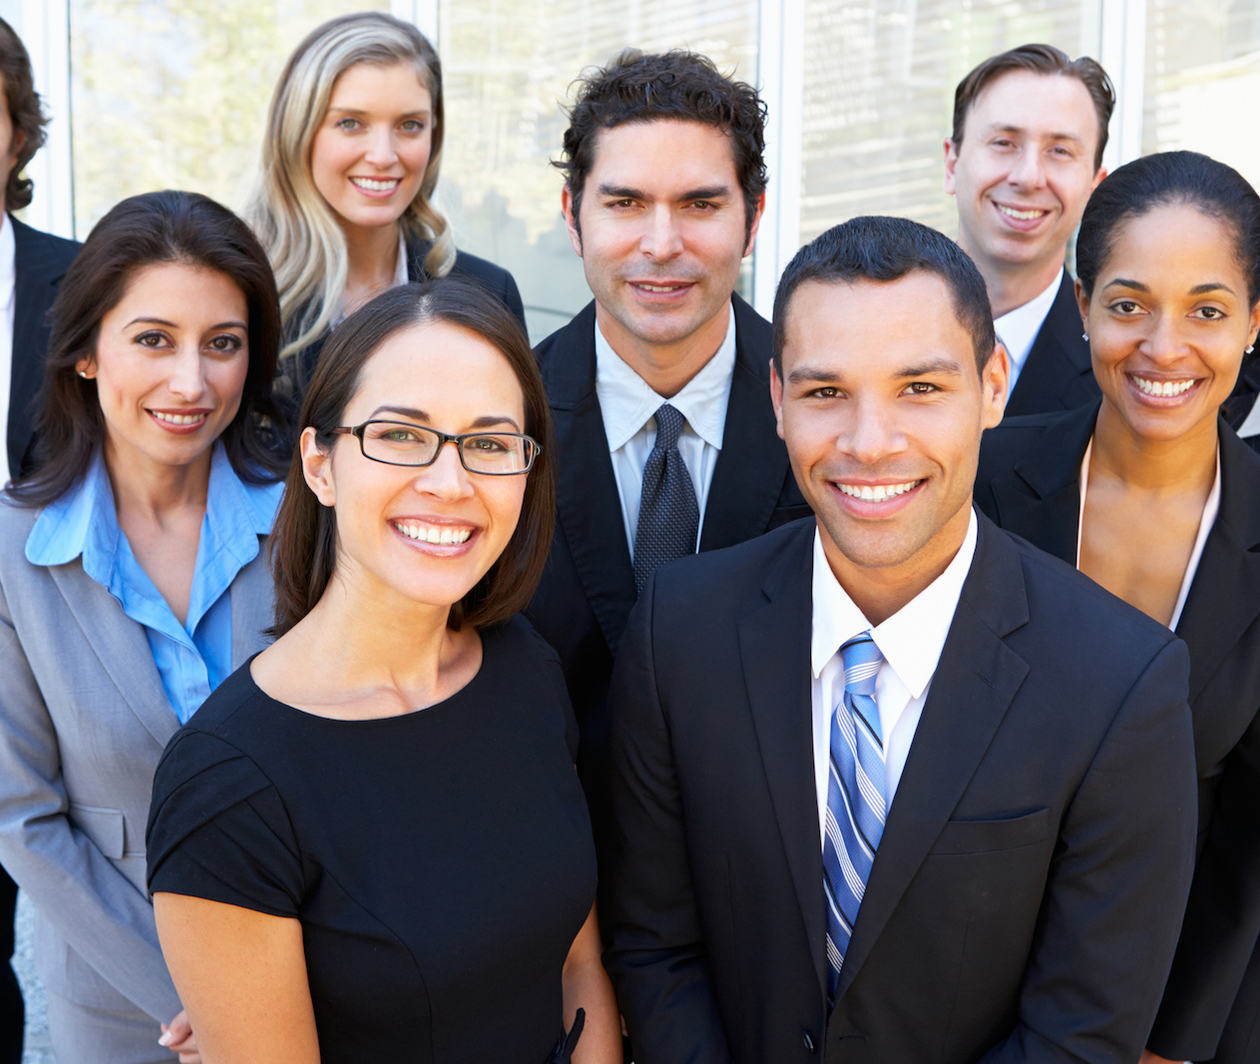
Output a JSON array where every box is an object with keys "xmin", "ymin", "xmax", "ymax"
[{"xmin": 0, "ymin": 190, "xmax": 286, "ymax": 1063}]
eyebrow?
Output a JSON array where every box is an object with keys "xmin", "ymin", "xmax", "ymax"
[
  {"xmin": 327, "ymin": 106, "xmax": 431, "ymax": 118},
  {"xmin": 596, "ymin": 182, "xmax": 732, "ymax": 202},
  {"xmin": 786, "ymin": 356, "xmax": 964, "ymax": 385},
  {"xmin": 368, "ymin": 405, "xmax": 522, "ymax": 432},
  {"xmin": 1103, "ymin": 278, "xmax": 1239, "ymax": 297},
  {"xmin": 125, "ymin": 317, "xmax": 247, "ymax": 331}
]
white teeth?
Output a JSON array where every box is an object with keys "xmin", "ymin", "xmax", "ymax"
[
  {"xmin": 1133, "ymin": 376, "xmax": 1196, "ymax": 398},
  {"xmin": 636, "ymin": 283, "xmax": 683, "ymax": 292},
  {"xmin": 351, "ymin": 177, "xmax": 398, "ymax": 191},
  {"xmin": 837, "ymin": 481, "xmax": 919, "ymax": 502},
  {"xmin": 151, "ymin": 411, "xmax": 205, "ymax": 426},
  {"xmin": 393, "ymin": 521, "xmax": 472, "ymax": 545},
  {"xmin": 997, "ymin": 205, "xmax": 1045, "ymax": 221}
]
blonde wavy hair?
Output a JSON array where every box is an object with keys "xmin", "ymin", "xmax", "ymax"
[{"xmin": 248, "ymin": 12, "xmax": 455, "ymax": 363}]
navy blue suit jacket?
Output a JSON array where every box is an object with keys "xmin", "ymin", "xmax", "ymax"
[{"xmin": 1003, "ymin": 269, "xmax": 1100, "ymax": 418}]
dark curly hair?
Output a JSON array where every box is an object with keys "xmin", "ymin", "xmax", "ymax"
[
  {"xmin": 555, "ymin": 49, "xmax": 767, "ymax": 241},
  {"xmin": 0, "ymin": 17, "xmax": 47, "ymax": 210}
]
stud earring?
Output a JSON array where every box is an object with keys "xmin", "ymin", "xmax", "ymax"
[
  {"xmin": 1082, "ymin": 332, "xmax": 1089, "ymax": 342},
  {"xmin": 1248, "ymin": 344, "xmax": 1255, "ymax": 355},
  {"xmin": 77, "ymin": 370, "xmax": 89, "ymax": 379}
]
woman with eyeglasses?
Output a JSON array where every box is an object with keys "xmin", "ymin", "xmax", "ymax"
[
  {"xmin": 146, "ymin": 279, "xmax": 619, "ymax": 1064},
  {"xmin": 976, "ymin": 151, "xmax": 1260, "ymax": 1064}
]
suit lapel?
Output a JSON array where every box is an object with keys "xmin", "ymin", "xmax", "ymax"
[
  {"xmin": 700, "ymin": 297, "xmax": 790, "ymax": 550},
  {"xmin": 544, "ymin": 305, "xmax": 637, "ymax": 653},
  {"xmin": 1175, "ymin": 424, "xmax": 1260, "ymax": 702},
  {"xmin": 836, "ymin": 517, "xmax": 1031, "ymax": 1001},
  {"xmin": 986, "ymin": 404, "xmax": 1097, "ymax": 565},
  {"xmin": 736, "ymin": 522, "xmax": 827, "ymax": 989},
  {"xmin": 47, "ymin": 563, "xmax": 178, "ymax": 748},
  {"xmin": 1005, "ymin": 271, "xmax": 1096, "ymax": 416}
]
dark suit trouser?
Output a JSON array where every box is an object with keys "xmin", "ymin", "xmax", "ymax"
[{"xmin": 0, "ymin": 865, "xmax": 23, "ymax": 1064}]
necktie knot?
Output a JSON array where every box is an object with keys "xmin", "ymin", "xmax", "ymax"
[
  {"xmin": 840, "ymin": 634, "xmax": 882, "ymax": 699},
  {"xmin": 652, "ymin": 403, "xmax": 686, "ymax": 450}
]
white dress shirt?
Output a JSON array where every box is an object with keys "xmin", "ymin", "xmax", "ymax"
[
  {"xmin": 810, "ymin": 510, "xmax": 979, "ymax": 845},
  {"xmin": 1077, "ymin": 440, "xmax": 1220, "ymax": 630},
  {"xmin": 994, "ymin": 270, "xmax": 1064, "ymax": 392},
  {"xmin": 0, "ymin": 213, "xmax": 16, "ymax": 487},
  {"xmin": 594, "ymin": 305, "xmax": 735, "ymax": 556}
]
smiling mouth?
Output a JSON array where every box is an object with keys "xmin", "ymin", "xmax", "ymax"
[
  {"xmin": 1131, "ymin": 376, "xmax": 1199, "ymax": 398},
  {"xmin": 392, "ymin": 520, "xmax": 473, "ymax": 545},
  {"xmin": 350, "ymin": 176, "xmax": 401, "ymax": 192},
  {"xmin": 836, "ymin": 480, "xmax": 922, "ymax": 502},
  {"xmin": 995, "ymin": 204, "xmax": 1049, "ymax": 222},
  {"xmin": 630, "ymin": 281, "xmax": 692, "ymax": 294},
  {"xmin": 149, "ymin": 410, "xmax": 208, "ymax": 427}
]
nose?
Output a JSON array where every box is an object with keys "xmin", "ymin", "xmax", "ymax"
[
  {"xmin": 843, "ymin": 396, "xmax": 903, "ymax": 465},
  {"xmin": 168, "ymin": 347, "xmax": 207, "ymax": 402},
  {"xmin": 415, "ymin": 438, "xmax": 474, "ymax": 499},
  {"xmin": 639, "ymin": 205, "xmax": 684, "ymax": 261},
  {"xmin": 363, "ymin": 126, "xmax": 399, "ymax": 169},
  {"xmin": 1007, "ymin": 147, "xmax": 1046, "ymax": 190},
  {"xmin": 1142, "ymin": 311, "xmax": 1187, "ymax": 365}
]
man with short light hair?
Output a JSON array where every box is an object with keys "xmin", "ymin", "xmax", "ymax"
[{"xmin": 945, "ymin": 43, "xmax": 1113, "ymax": 416}]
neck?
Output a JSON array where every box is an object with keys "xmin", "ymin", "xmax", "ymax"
[
  {"xmin": 103, "ymin": 443, "xmax": 213, "ymax": 522},
  {"xmin": 1090, "ymin": 401, "xmax": 1218, "ymax": 496},
  {"xmin": 596, "ymin": 300, "xmax": 731, "ymax": 399},
  {"xmin": 962, "ymin": 240, "xmax": 1064, "ymax": 319},
  {"xmin": 342, "ymin": 220, "xmax": 403, "ymax": 308}
]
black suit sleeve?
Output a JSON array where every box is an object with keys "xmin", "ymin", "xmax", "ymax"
[
  {"xmin": 976, "ymin": 637, "xmax": 1198, "ymax": 1063},
  {"xmin": 601, "ymin": 579, "xmax": 733, "ymax": 1064},
  {"xmin": 1149, "ymin": 704, "xmax": 1260, "ymax": 1059}
]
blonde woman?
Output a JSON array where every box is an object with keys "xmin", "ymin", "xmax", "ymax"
[{"xmin": 249, "ymin": 12, "xmax": 524, "ymax": 402}]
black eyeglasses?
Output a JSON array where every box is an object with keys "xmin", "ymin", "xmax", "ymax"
[{"xmin": 330, "ymin": 420, "xmax": 540, "ymax": 475}]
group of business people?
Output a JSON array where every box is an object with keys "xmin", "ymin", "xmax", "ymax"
[{"xmin": 0, "ymin": 9, "xmax": 1257, "ymax": 1064}]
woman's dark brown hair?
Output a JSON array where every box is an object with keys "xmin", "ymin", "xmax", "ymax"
[
  {"xmin": 269, "ymin": 278, "xmax": 555, "ymax": 636},
  {"xmin": 8, "ymin": 190, "xmax": 286, "ymax": 506}
]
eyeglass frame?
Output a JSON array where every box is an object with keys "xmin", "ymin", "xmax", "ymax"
[{"xmin": 330, "ymin": 419, "xmax": 541, "ymax": 476}]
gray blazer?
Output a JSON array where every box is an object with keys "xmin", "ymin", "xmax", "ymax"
[{"xmin": 0, "ymin": 494, "xmax": 275, "ymax": 1022}]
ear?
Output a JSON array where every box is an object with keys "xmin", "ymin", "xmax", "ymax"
[
  {"xmin": 743, "ymin": 191, "xmax": 767, "ymax": 258},
  {"xmin": 769, "ymin": 356, "xmax": 785, "ymax": 441},
  {"xmin": 561, "ymin": 185, "xmax": 583, "ymax": 257},
  {"xmin": 943, "ymin": 138, "xmax": 959, "ymax": 195},
  {"xmin": 1248, "ymin": 299, "xmax": 1260, "ymax": 352},
  {"xmin": 300, "ymin": 426, "xmax": 337, "ymax": 508},
  {"xmin": 74, "ymin": 355, "xmax": 95, "ymax": 379},
  {"xmin": 1075, "ymin": 277, "xmax": 1091, "ymax": 335},
  {"xmin": 1090, "ymin": 165, "xmax": 1108, "ymax": 193},
  {"xmin": 980, "ymin": 342, "xmax": 1010, "ymax": 427}
]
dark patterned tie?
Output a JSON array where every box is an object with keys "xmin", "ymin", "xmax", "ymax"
[
  {"xmin": 822, "ymin": 633, "xmax": 886, "ymax": 1005},
  {"xmin": 632, "ymin": 403, "xmax": 699, "ymax": 596}
]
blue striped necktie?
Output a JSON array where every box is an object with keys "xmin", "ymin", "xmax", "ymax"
[{"xmin": 822, "ymin": 632, "xmax": 886, "ymax": 1005}]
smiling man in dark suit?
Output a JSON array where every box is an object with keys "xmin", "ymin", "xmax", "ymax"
[
  {"xmin": 0, "ymin": 18, "xmax": 78, "ymax": 1061},
  {"xmin": 945, "ymin": 44, "xmax": 1112, "ymax": 417},
  {"xmin": 527, "ymin": 51, "xmax": 807, "ymax": 775},
  {"xmin": 602, "ymin": 216, "xmax": 1199, "ymax": 1063}
]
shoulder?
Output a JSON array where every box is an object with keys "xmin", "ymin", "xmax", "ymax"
[
  {"xmin": 449, "ymin": 247, "xmax": 514, "ymax": 290},
  {"xmin": 11, "ymin": 216, "xmax": 80, "ymax": 274},
  {"xmin": 977, "ymin": 405, "xmax": 1093, "ymax": 489},
  {"xmin": 732, "ymin": 293, "xmax": 771, "ymax": 350},
  {"xmin": 0, "ymin": 497, "xmax": 44, "ymax": 581},
  {"xmin": 533, "ymin": 303, "xmax": 597, "ymax": 369}
]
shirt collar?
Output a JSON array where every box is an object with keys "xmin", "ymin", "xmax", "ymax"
[
  {"xmin": 26, "ymin": 444, "xmax": 282, "ymax": 572},
  {"xmin": 994, "ymin": 269, "xmax": 1064, "ymax": 376},
  {"xmin": 593, "ymin": 302, "xmax": 736, "ymax": 451},
  {"xmin": 810, "ymin": 508, "xmax": 979, "ymax": 699},
  {"xmin": 0, "ymin": 213, "xmax": 14, "ymax": 296}
]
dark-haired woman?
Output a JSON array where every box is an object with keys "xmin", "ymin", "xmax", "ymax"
[
  {"xmin": 0, "ymin": 190, "xmax": 287, "ymax": 1062},
  {"xmin": 248, "ymin": 11, "xmax": 524, "ymax": 406},
  {"xmin": 146, "ymin": 279, "xmax": 618, "ymax": 1064},
  {"xmin": 975, "ymin": 150, "xmax": 1260, "ymax": 1064}
]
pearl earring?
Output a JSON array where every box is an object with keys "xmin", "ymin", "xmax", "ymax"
[{"xmin": 77, "ymin": 370, "xmax": 89, "ymax": 379}]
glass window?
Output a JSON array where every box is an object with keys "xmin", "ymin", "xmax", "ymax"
[
  {"xmin": 1142, "ymin": 0, "xmax": 1260, "ymax": 188},
  {"xmin": 435, "ymin": 0, "xmax": 758, "ymax": 340},
  {"xmin": 67, "ymin": 0, "xmax": 386, "ymax": 236},
  {"xmin": 798, "ymin": 0, "xmax": 1102, "ymax": 244}
]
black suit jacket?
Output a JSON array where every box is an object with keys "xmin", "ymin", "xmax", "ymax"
[
  {"xmin": 977, "ymin": 404, "xmax": 1260, "ymax": 1062},
  {"xmin": 526, "ymin": 296, "xmax": 810, "ymax": 744},
  {"xmin": 280, "ymin": 237, "xmax": 525, "ymax": 403},
  {"xmin": 1002, "ymin": 269, "xmax": 1100, "ymax": 417},
  {"xmin": 603, "ymin": 515, "xmax": 1197, "ymax": 1063},
  {"xmin": 7, "ymin": 216, "xmax": 79, "ymax": 476}
]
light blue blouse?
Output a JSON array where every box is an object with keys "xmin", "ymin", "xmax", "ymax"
[{"xmin": 25, "ymin": 445, "xmax": 282, "ymax": 723}]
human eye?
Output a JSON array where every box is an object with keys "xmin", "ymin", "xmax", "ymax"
[
  {"xmin": 1193, "ymin": 305, "xmax": 1227, "ymax": 321},
  {"xmin": 334, "ymin": 116, "xmax": 362, "ymax": 132},
  {"xmin": 903, "ymin": 381, "xmax": 940, "ymax": 396},
  {"xmin": 1106, "ymin": 299, "xmax": 1143, "ymax": 316},
  {"xmin": 464, "ymin": 433, "xmax": 513, "ymax": 454},
  {"xmin": 133, "ymin": 330, "xmax": 171, "ymax": 350},
  {"xmin": 372, "ymin": 422, "xmax": 425, "ymax": 444},
  {"xmin": 207, "ymin": 333, "xmax": 244, "ymax": 355},
  {"xmin": 400, "ymin": 118, "xmax": 426, "ymax": 134},
  {"xmin": 805, "ymin": 385, "xmax": 842, "ymax": 400}
]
